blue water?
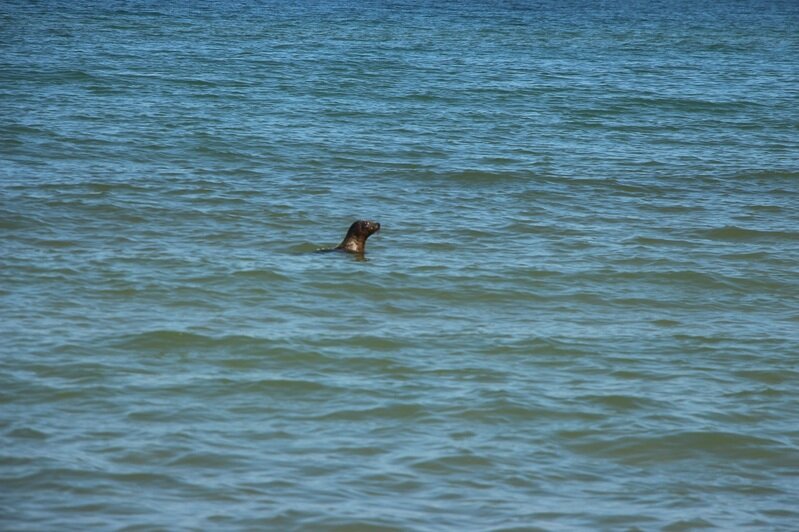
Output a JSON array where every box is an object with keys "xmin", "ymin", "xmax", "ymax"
[{"xmin": 2, "ymin": 1, "xmax": 799, "ymax": 529}]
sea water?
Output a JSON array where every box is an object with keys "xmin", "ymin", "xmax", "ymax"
[{"xmin": 2, "ymin": 1, "xmax": 798, "ymax": 529}]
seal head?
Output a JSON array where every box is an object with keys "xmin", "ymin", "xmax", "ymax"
[{"xmin": 336, "ymin": 220, "xmax": 381, "ymax": 254}]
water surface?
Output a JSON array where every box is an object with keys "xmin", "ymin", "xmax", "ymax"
[{"xmin": 2, "ymin": 1, "xmax": 799, "ymax": 529}]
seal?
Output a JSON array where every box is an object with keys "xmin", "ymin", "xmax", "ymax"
[{"xmin": 318, "ymin": 220, "xmax": 381, "ymax": 256}]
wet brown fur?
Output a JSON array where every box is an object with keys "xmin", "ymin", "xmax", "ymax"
[{"xmin": 335, "ymin": 220, "xmax": 381, "ymax": 254}]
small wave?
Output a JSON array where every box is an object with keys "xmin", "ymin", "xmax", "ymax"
[
  {"xmin": 29, "ymin": 238, "xmax": 80, "ymax": 248},
  {"xmin": 231, "ymin": 269, "xmax": 293, "ymax": 282},
  {"xmin": 0, "ymin": 211, "xmax": 41, "ymax": 230},
  {"xmin": 493, "ymin": 337, "xmax": 595, "ymax": 357},
  {"xmin": 84, "ymin": 181, "xmax": 153, "ymax": 194},
  {"xmin": 640, "ymin": 269, "xmax": 774, "ymax": 293},
  {"xmin": 3, "ymin": 123, "xmax": 50, "ymax": 137},
  {"xmin": 453, "ymin": 399, "xmax": 556, "ymax": 424},
  {"xmin": 627, "ymin": 235, "xmax": 697, "ymax": 247},
  {"xmin": 298, "ymin": 516, "xmax": 406, "ymax": 531},
  {"xmin": 412, "ymin": 169, "xmax": 531, "ymax": 183},
  {"xmin": 230, "ymin": 378, "xmax": 334, "ymax": 395},
  {"xmin": 579, "ymin": 394, "xmax": 662, "ymax": 411},
  {"xmin": 720, "ymin": 251, "xmax": 770, "ymax": 260},
  {"xmin": 330, "ymin": 334, "xmax": 408, "ymax": 351},
  {"xmin": 40, "ymin": 68, "xmax": 101, "ymax": 83},
  {"xmin": 611, "ymin": 95, "xmax": 754, "ymax": 114},
  {"xmin": 693, "ymin": 225, "xmax": 799, "ymax": 242},
  {"xmin": 663, "ymin": 517, "xmax": 717, "ymax": 530},
  {"xmin": 319, "ymin": 403, "xmax": 429, "ymax": 422},
  {"xmin": 569, "ymin": 430, "xmax": 789, "ymax": 465},
  {"xmin": 749, "ymin": 168, "xmax": 799, "ymax": 178},
  {"xmin": 652, "ymin": 319, "xmax": 681, "ymax": 327},
  {"xmin": 672, "ymin": 333, "xmax": 728, "ymax": 344},
  {"xmin": 109, "ymin": 330, "xmax": 268, "ymax": 351},
  {"xmin": 725, "ymin": 387, "xmax": 787, "ymax": 400},
  {"xmin": 748, "ymin": 204, "xmax": 783, "ymax": 213},
  {"xmin": 734, "ymin": 369, "xmax": 798, "ymax": 385},
  {"xmin": 503, "ymin": 221, "xmax": 582, "ymax": 236},
  {"xmin": 166, "ymin": 451, "xmax": 248, "ymax": 469},
  {"xmin": 409, "ymin": 452, "xmax": 495, "ymax": 474},
  {"xmin": 6, "ymin": 427, "xmax": 49, "ymax": 440}
]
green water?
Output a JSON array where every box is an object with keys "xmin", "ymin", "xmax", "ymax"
[{"xmin": 2, "ymin": 0, "xmax": 798, "ymax": 529}]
